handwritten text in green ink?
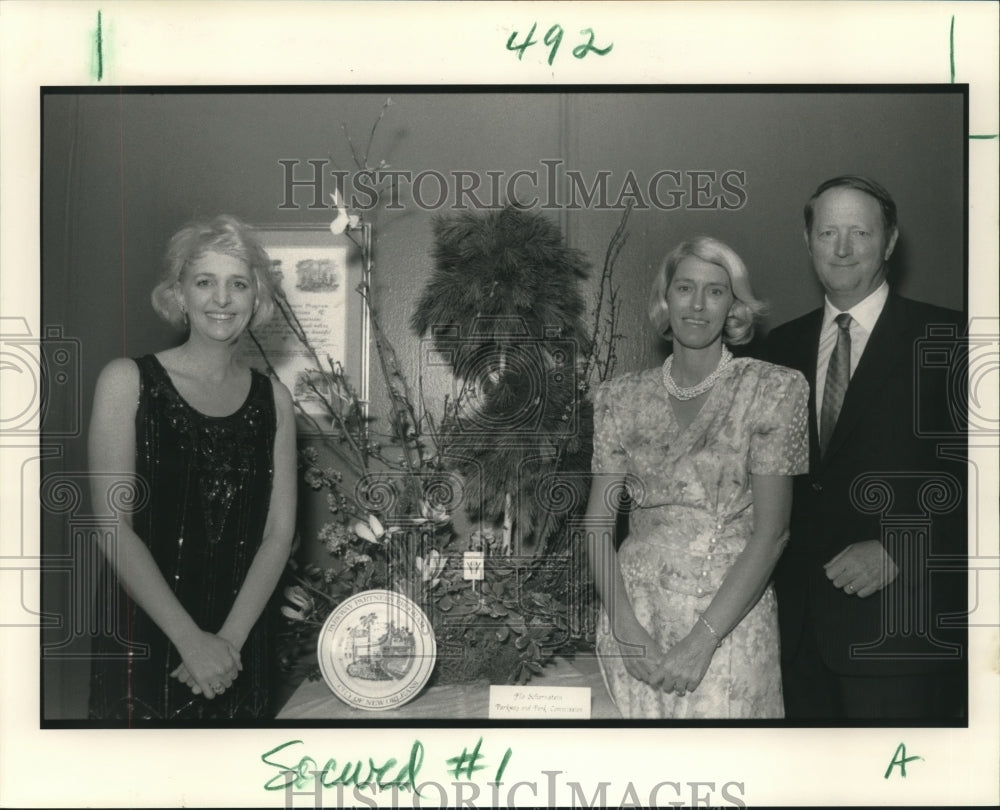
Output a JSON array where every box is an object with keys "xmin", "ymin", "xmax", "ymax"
[
  {"xmin": 91, "ymin": 11, "xmax": 103, "ymax": 81},
  {"xmin": 261, "ymin": 738, "xmax": 424, "ymax": 793},
  {"xmin": 507, "ymin": 23, "xmax": 613, "ymax": 66},
  {"xmin": 445, "ymin": 736, "xmax": 513, "ymax": 782},
  {"xmin": 884, "ymin": 742, "xmax": 922, "ymax": 779}
]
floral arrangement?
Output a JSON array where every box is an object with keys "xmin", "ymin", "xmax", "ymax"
[{"xmin": 255, "ymin": 100, "xmax": 631, "ymax": 686}]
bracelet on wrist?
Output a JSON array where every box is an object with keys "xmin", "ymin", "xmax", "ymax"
[{"xmin": 698, "ymin": 614, "xmax": 723, "ymax": 648}]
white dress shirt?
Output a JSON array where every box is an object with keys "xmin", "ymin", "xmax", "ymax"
[{"xmin": 814, "ymin": 281, "xmax": 889, "ymax": 424}]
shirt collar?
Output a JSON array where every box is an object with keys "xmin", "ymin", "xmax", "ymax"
[{"xmin": 823, "ymin": 281, "xmax": 889, "ymax": 334}]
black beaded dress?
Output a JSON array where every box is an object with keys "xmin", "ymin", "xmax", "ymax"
[{"xmin": 89, "ymin": 354, "xmax": 276, "ymax": 721}]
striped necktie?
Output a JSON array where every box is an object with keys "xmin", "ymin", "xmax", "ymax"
[{"xmin": 820, "ymin": 313, "xmax": 852, "ymax": 455}]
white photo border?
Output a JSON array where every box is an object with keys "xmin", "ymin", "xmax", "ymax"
[{"xmin": 2, "ymin": 2, "xmax": 997, "ymax": 808}]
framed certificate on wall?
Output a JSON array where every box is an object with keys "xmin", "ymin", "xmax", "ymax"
[{"xmin": 244, "ymin": 224, "xmax": 369, "ymax": 433}]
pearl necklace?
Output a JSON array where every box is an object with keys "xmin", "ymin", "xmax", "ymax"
[{"xmin": 662, "ymin": 346, "xmax": 733, "ymax": 400}]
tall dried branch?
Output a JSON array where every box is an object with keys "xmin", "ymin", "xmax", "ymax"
[{"xmin": 583, "ymin": 201, "xmax": 632, "ymax": 390}]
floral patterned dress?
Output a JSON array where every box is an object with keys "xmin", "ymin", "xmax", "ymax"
[{"xmin": 592, "ymin": 357, "xmax": 808, "ymax": 719}]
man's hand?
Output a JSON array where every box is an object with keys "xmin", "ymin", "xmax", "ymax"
[{"xmin": 824, "ymin": 540, "xmax": 898, "ymax": 598}]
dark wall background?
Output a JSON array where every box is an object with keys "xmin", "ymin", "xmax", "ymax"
[{"xmin": 41, "ymin": 89, "xmax": 965, "ymax": 718}]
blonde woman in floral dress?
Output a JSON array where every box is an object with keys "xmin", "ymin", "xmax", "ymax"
[{"xmin": 585, "ymin": 236, "xmax": 808, "ymax": 718}]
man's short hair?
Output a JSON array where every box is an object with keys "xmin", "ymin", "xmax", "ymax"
[{"xmin": 803, "ymin": 175, "xmax": 898, "ymax": 233}]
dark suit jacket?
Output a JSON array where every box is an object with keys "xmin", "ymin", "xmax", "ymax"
[{"xmin": 765, "ymin": 294, "xmax": 966, "ymax": 677}]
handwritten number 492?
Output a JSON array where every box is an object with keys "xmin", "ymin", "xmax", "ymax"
[{"xmin": 507, "ymin": 24, "xmax": 613, "ymax": 66}]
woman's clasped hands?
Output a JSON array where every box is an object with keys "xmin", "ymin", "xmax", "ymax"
[
  {"xmin": 655, "ymin": 625, "xmax": 716, "ymax": 697},
  {"xmin": 617, "ymin": 621, "xmax": 716, "ymax": 698},
  {"xmin": 617, "ymin": 622, "xmax": 668, "ymax": 687},
  {"xmin": 170, "ymin": 630, "xmax": 242, "ymax": 699}
]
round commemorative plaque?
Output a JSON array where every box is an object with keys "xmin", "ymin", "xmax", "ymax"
[{"xmin": 317, "ymin": 589, "xmax": 436, "ymax": 711}]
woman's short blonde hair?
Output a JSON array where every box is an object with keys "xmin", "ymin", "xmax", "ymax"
[
  {"xmin": 648, "ymin": 236, "xmax": 767, "ymax": 345},
  {"xmin": 151, "ymin": 214, "xmax": 278, "ymax": 330}
]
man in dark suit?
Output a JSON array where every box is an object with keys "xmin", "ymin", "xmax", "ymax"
[{"xmin": 766, "ymin": 176, "xmax": 967, "ymax": 721}]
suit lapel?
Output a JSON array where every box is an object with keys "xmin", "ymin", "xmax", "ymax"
[{"xmin": 822, "ymin": 295, "xmax": 906, "ymax": 462}]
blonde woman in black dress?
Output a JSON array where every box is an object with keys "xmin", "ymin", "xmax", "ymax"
[{"xmin": 88, "ymin": 215, "xmax": 296, "ymax": 720}]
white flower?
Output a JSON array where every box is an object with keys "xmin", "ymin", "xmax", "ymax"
[
  {"xmin": 416, "ymin": 549, "xmax": 445, "ymax": 588},
  {"xmin": 352, "ymin": 513, "xmax": 391, "ymax": 544},
  {"xmin": 283, "ymin": 585, "xmax": 313, "ymax": 619},
  {"xmin": 329, "ymin": 189, "xmax": 362, "ymax": 235},
  {"xmin": 420, "ymin": 499, "xmax": 451, "ymax": 527},
  {"xmin": 281, "ymin": 605, "xmax": 308, "ymax": 622}
]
